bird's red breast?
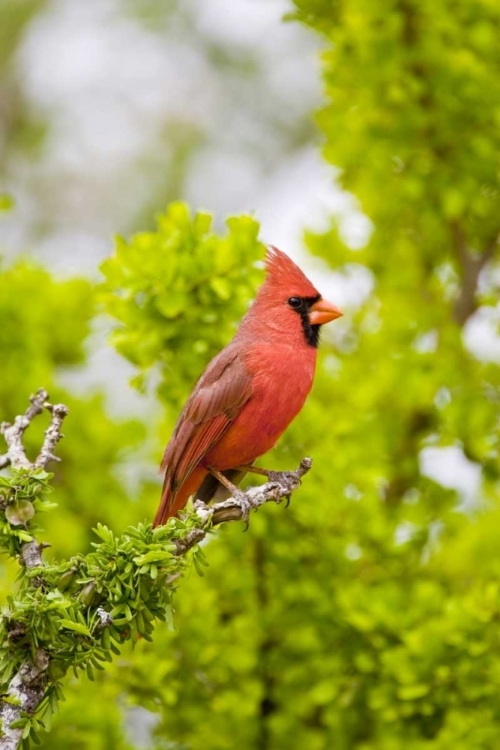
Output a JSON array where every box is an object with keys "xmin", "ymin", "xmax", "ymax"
[{"xmin": 153, "ymin": 246, "xmax": 342, "ymax": 526}]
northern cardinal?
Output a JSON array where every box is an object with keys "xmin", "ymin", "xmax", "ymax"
[{"xmin": 153, "ymin": 246, "xmax": 342, "ymax": 526}]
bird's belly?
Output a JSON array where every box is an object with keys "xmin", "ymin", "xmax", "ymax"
[{"xmin": 203, "ymin": 358, "xmax": 315, "ymax": 470}]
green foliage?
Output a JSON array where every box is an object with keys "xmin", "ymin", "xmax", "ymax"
[
  {"xmin": 0, "ymin": 257, "xmax": 159, "ymax": 745},
  {"xmin": 90, "ymin": 3, "xmax": 498, "ymax": 749},
  {"xmin": 0, "ymin": 467, "xmax": 209, "ymax": 748},
  {"xmin": 293, "ymin": 0, "xmax": 500, "ymax": 269},
  {"xmin": 289, "ymin": 0, "xmax": 500, "ymax": 506},
  {"xmin": 101, "ymin": 201, "xmax": 264, "ymax": 406},
  {"xmin": 0, "ymin": 262, "xmax": 93, "ymax": 418},
  {"xmin": 0, "ymin": 0, "xmax": 46, "ymax": 70}
]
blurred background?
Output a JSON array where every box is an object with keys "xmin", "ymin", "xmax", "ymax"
[
  {"xmin": 1, "ymin": 0, "xmax": 370, "ymax": 273},
  {"xmin": 1, "ymin": 0, "xmax": 500, "ymax": 748},
  {"xmin": 1, "ymin": 0, "xmax": 370, "ymax": 416}
]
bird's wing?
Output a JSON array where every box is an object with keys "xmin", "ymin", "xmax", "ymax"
[{"xmin": 156, "ymin": 345, "xmax": 252, "ymax": 522}]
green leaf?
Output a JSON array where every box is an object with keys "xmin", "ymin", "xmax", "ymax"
[{"xmin": 59, "ymin": 620, "xmax": 91, "ymax": 637}]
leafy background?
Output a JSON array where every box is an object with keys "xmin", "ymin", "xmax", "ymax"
[{"xmin": 1, "ymin": 0, "xmax": 500, "ymax": 748}]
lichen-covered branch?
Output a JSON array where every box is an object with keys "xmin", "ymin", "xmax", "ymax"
[
  {"xmin": 0, "ymin": 389, "xmax": 68, "ymax": 471},
  {"xmin": 0, "ymin": 651, "xmax": 50, "ymax": 750},
  {"xmin": 0, "ymin": 390, "xmax": 69, "ymax": 750},
  {"xmin": 0, "ymin": 391, "xmax": 312, "ymax": 749},
  {"xmin": 34, "ymin": 401, "xmax": 69, "ymax": 469}
]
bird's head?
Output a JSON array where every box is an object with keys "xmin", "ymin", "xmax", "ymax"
[{"xmin": 244, "ymin": 245, "xmax": 343, "ymax": 348}]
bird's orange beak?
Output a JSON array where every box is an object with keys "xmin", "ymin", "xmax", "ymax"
[{"xmin": 309, "ymin": 298, "xmax": 343, "ymax": 325}]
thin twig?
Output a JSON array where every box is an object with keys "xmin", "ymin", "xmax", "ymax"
[
  {"xmin": 0, "ymin": 389, "xmax": 68, "ymax": 472},
  {"xmin": 0, "ymin": 389, "xmax": 48, "ymax": 470},
  {"xmin": 94, "ymin": 607, "xmax": 113, "ymax": 631},
  {"xmin": 20, "ymin": 541, "xmax": 48, "ymax": 569},
  {"xmin": 35, "ymin": 402, "xmax": 69, "ymax": 469}
]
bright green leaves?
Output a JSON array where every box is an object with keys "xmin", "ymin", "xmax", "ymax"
[
  {"xmin": 277, "ymin": 1, "xmax": 500, "ymax": 747},
  {"xmin": 291, "ymin": 0, "xmax": 500, "ymax": 505},
  {"xmin": 0, "ymin": 262, "xmax": 93, "ymax": 418},
  {"xmin": 299, "ymin": 0, "xmax": 500, "ymax": 259},
  {"xmin": 101, "ymin": 202, "xmax": 264, "ymax": 406},
  {"xmin": 0, "ymin": 260, "xmax": 145, "ymax": 551},
  {"xmin": 58, "ymin": 619, "xmax": 92, "ymax": 637},
  {"xmin": 0, "ymin": 465, "xmax": 212, "ymax": 749}
]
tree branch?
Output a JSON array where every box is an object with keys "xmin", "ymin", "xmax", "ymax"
[
  {"xmin": 452, "ymin": 224, "xmax": 499, "ymax": 326},
  {"xmin": 0, "ymin": 388, "xmax": 68, "ymax": 471},
  {"xmin": 0, "ymin": 651, "xmax": 50, "ymax": 750},
  {"xmin": 0, "ymin": 390, "xmax": 69, "ymax": 749},
  {"xmin": 34, "ymin": 402, "xmax": 69, "ymax": 469},
  {"xmin": 205, "ymin": 460, "xmax": 310, "ymax": 526}
]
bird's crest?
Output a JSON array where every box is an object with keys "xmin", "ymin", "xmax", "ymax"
[{"xmin": 264, "ymin": 245, "xmax": 319, "ymax": 298}]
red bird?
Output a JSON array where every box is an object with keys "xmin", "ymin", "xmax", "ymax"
[{"xmin": 153, "ymin": 246, "xmax": 342, "ymax": 526}]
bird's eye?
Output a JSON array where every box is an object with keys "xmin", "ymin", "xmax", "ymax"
[{"xmin": 288, "ymin": 297, "xmax": 303, "ymax": 310}]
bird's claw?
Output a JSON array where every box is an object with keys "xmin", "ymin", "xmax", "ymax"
[
  {"xmin": 266, "ymin": 471, "xmax": 298, "ymax": 510},
  {"xmin": 233, "ymin": 489, "xmax": 253, "ymax": 530},
  {"xmin": 267, "ymin": 470, "xmax": 298, "ymax": 493}
]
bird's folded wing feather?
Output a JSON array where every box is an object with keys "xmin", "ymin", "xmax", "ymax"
[{"xmin": 161, "ymin": 345, "xmax": 253, "ymax": 502}]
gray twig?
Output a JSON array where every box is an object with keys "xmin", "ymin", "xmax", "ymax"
[
  {"xmin": 0, "ymin": 389, "xmax": 68, "ymax": 471},
  {"xmin": 20, "ymin": 541, "xmax": 48, "ymax": 569},
  {"xmin": 35, "ymin": 402, "xmax": 69, "ymax": 469},
  {"xmin": 0, "ymin": 390, "xmax": 47, "ymax": 470}
]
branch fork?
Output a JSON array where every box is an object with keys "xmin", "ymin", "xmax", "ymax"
[{"xmin": 0, "ymin": 389, "xmax": 69, "ymax": 472}]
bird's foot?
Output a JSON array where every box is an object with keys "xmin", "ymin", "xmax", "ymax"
[
  {"xmin": 233, "ymin": 489, "xmax": 254, "ymax": 530},
  {"xmin": 267, "ymin": 470, "xmax": 302, "ymax": 509},
  {"xmin": 267, "ymin": 470, "xmax": 299, "ymax": 492},
  {"xmin": 266, "ymin": 471, "xmax": 297, "ymax": 487},
  {"xmin": 233, "ymin": 464, "xmax": 306, "ymax": 507}
]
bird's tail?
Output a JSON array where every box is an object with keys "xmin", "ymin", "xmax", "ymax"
[
  {"xmin": 153, "ymin": 478, "xmax": 188, "ymax": 528},
  {"xmin": 153, "ymin": 467, "xmax": 208, "ymax": 528},
  {"xmin": 153, "ymin": 468, "xmax": 246, "ymax": 527}
]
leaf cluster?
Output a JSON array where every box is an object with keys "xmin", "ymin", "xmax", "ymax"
[
  {"xmin": 0, "ymin": 468, "xmax": 208, "ymax": 748},
  {"xmin": 100, "ymin": 201, "xmax": 264, "ymax": 406}
]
